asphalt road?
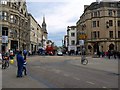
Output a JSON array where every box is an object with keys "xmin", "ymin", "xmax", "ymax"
[
  {"xmin": 25, "ymin": 56, "xmax": 118, "ymax": 88},
  {"xmin": 2, "ymin": 56, "xmax": 118, "ymax": 88}
]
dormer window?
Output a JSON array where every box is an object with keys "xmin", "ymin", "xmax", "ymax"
[
  {"xmin": 10, "ymin": 15, "xmax": 14, "ymax": 23},
  {"xmin": 118, "ymin": 4, "xmax": 120, "ymax": 7},
  {"xmin": 21, "ymin": 9, "xmax": 23, "ymax": 14},
  {"xmin": 109, "ymin": 3, "xmax": 115, "ymax": 7},
  {"xmin": 0, "ymin": 0, "xmax": 7, "ymax": 5}
]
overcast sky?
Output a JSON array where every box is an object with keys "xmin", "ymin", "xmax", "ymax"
[{"xmin": 26, "ymin": 0, "xmax": 118, "ymax": 46}]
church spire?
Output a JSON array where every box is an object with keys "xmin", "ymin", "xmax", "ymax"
[
  {"xmin": 42, "ymin": 16, "xmax": 46, "ymax": 30},
  {"xmin": 43, "ymin": 16, "xmax": 45, "ymax": 23},
  {"xmin": 42, "ymin": 16, "xmax": 48, "ymax": 34}
]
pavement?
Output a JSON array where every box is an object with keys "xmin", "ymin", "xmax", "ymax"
[
  {"xmin": 1, "ymin": 55, "xmax": 119, "ymax": 88},
  {"xmin": 69, "ymin": 56, "xmax": 119, "ymax": 74}
]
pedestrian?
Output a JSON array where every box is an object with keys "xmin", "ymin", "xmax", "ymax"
[
  {"xmin": 116, "ymin": 51, "xmax": 120, "ymax": 59},
  {"xmin": 23, "ymin": 59, "xmax": 27, "ymax": 75},
  {"xmin": 108, "ymin": 50, "xmax": 111, "ymax": 59},
  {"xmin": 23, "ymin": 49, "xmax": 27, "ymax": 60},
  {"xmin": 113, "ymin": 50, "xmax": 117, "ymax": 59},
  {"xmin": 16, "ymin": 51, "xmax": 24, "ymax": 78}
]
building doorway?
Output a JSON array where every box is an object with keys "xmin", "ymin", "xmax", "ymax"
[
  {"xmin": 93, "ymin": 42, "xmax": 99, "ymax": 52},
  {"xmin": 109, "ymin": 43, "xmax": 114, "ymax": 50},
  {"xmin": 2, "ymin": 44, "xmax": 6, "ymax": 52},
  {"xmin": 11, "ymin": 40, "xmax": 18, "ymax": 51}
]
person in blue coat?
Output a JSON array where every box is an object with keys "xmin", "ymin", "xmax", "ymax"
[{"xmin": 16, "ymin": 51, "xmax": 24, "ymax": 77}]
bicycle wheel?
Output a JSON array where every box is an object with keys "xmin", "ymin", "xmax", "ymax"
[
  {"xmin": 2, "ymin": 61, "xmax": 6, "ymax": 69},
  {"xmin": 5, "ymin": 61, "xmax": 9, "ymax": 68},
  {"xmin": 81, "ymin": 59, "xmax": 88, "ymax": 65}
]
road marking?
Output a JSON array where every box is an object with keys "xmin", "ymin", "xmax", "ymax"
[
  {"xmin": 102, "ymin": 86, "xmax": 107, "ymax": 88},
  {"xmin": 73, "ymin": 77, "xmax": 80, "ymax": 80},
  {"xmin": 51, "ymin": 69, "xmax": 61, "ymax": 73},
  {"xmin": 86, "ymin": 81, "xmax": 95, "ymax": 85},
  {"xmin": 63, "ymin": 74, "xmax": 69, "ymax": 77}
]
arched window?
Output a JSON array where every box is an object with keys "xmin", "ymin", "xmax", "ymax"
[
  {"xmin": 21, "ymin": 9, "xmax": 23, "ymax": 14},
  {"xmin": 10, "ymin": 15, "xmax": 14, "ymax": 23},
  {"xmin": 0, "ymin": 11, "xmax": 8, "ymax": 21},
  {"xmin": 109, "ymin": 43, "xmax": 114, "ymax": 50},
  {"xmin": 14, "ymin": 30, "xmax": 17, "ymax": 38},
  {"xmin": 0, "ymin": 0, "xmax": 7, "ymax": 5}
]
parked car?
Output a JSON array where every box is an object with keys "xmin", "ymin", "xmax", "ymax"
[
  {"xmin": 57, "ymin": 51, "xmax": 63, "ymax": 56},
  {"xmin": 0, "ymin": 53, "xmax": 2, "ymax": 64}
]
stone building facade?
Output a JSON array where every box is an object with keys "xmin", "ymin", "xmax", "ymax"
[
  {"xmin": 0, "ymin": 0, "xmax": 48, "ymax": 53},
  {"xmin": 28, "ymin": 14, "xmax": 42, "ymax": 53},
  {"xmin": 0, "ymin": 0, "xmax": 29, "ymax": 52},
  {"xmin": 67, "ymin": 26, "xmax": 77, "ymax": 55},
  {"xmin": 76, "ymin": 1, "xmax": 120, "ymax": 54}
]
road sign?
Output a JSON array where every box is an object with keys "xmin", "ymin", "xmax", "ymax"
[
  {"xmin": 2, "ymin": 36, "xmax": 8, "ymax": 43},
  {"xmin": 79, "ymin": 40, "xmax": 84, "ymax": 45},
  {"xmin": 79, "ymin": 34, "xmax": 87, "ymax": 39}
]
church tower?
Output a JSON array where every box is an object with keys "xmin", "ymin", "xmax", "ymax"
[
  {"xmin": 42, "ymin": 16, "xmax": 48, "ymax": 34},
  {"xmin": 42, "ymin": 16, "xmax": 48, "ymax": 48}
]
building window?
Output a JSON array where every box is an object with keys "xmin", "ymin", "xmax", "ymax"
[
  {"xmin": 21, "ymin": 19, "xmax": 24, "ymax": 26},
  {"xmin": 109, "ymin": 31, "xmax": 113, "ymax": 38},
  {"xmin": 97, "ymin": 21, "xmax": 99, "ymax": 27},
  {"xmin": 93, "ymin": 21, "xmax": 96, "ymax": 27},
  {"xmin": 91, "ymin": 13, "xmax": 93, "ymax": 18},
  {"xmin": 10, "ymin": 15, "xmax": 14, "ymax": 23},
  {"xmin": 71, "ymin": 40, "xmax": 75, "ymax": 45},
  {"xmin": 109, "ymin": 20, "xmax": 113, "ymax": 26},
  {"xmin": 94, "ymin": 12, "xmax": 97, "ymax": 17},
  {"xmin": 93, "ymin": 31, "xmax": 99, "ymax": 39},
  {"xmin": 117, "ymin": 10, "xmax": 120, "ymax": 17},
  {"xmin": 108, "ymin": 10, "xmax": 113, "ymax": 16},
  {"xmin": 71, "ymin": 33, "xmax": 75, "ymax": 37},
  {"xmin": 0, "ymin": 11, "xmax": 2, "ymax": 20},
  {"xmin": 118, "ymin": 31, "xmax": 120, "ymax": 38},
  {"xmin": 3, "ymin": 12, "xmax": 7, "ymax": 20},
  {"xmin": 2, "ymin": 27, "xmax": 8, "ymax": 36},
  {"xmin": 93, "ymin": 31, "xmax": 97, "ymax": 39},
  {"xmin": 109, "ymin": 3, "xmax": 115, "ymax": 7},
  {"xmin": 98, "ymin": 11, "xmax": 100, "ymax": 17},
  {"xmin": 118, "ymin": 20, "xmax": 120, "ymax": 27},
  {"xmin": 14, "ymin": 30, "xmax": 17, "ymax": 38},
  {"xmin": 97, "ymin": 31, "xmax": 100, "ymax": 38},
  {"xmin": 0, "ymin": 11, "xmax": 8, "ymax": 21},
  {"xmin": 118, "ymin": 4, "xmax": 120, "ymax": 7},
  {"xmin": 21, "ymin": 9, "xmax": 23, "ymax": 14},
  {"xmin": 14, "ymin": 15, "xmax": 17, "ymax": 24},
  {"xmin": 0, "ymin": 0, "xmax": 7, "ymax": 5}
]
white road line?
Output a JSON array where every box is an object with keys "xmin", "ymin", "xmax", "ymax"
[
  {"xmin": 86, "ymin": 81, "xmax": 95, "ymax": 85},
  {"xmin": 63, "ymin": 74, "xmax": 69, "ymax": 77},
  {"xmin": 73, "ymin": 77, "xmax": 80, "ymax": 80},
  {"xmin": 51, "ymin": 69, "xmax": 61, "ymax": 73},
  {"xmin": 102, "ymin": 86, "xmax": 107, "ymax": 88}
]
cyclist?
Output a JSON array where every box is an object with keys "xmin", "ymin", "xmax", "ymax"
[
  {"xmin": 2, "ymin": 52, "xmax": 9, "ymax": 69},
  {"xmin": 81, "ymin": 47, "xmax": 88, "ymax": 65}
]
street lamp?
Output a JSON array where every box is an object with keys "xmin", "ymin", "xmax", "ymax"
[
  {"xmin": 113, "ymin": 10, "xmax": 117, "ymax": 51},
  {"xmin": 19, "ymin": 16, "xmax": 20, "ymax": 50}
]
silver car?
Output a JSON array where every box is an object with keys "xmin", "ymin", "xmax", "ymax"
[{"xmin": 57, "ymin": 51, "xmax": 63, "ymax": 56}]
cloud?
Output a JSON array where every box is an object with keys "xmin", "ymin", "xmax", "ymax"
[
  {"xmin": 34, "ymin": 1, "xmax": 84, "ymax": 33},
  {"xmin": 27, "ymin": 0, "xmax": 96, "ymax": 46}
]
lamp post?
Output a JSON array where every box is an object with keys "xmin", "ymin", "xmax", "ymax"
[
  {"xmin": 41, "ymin": 35, "xmax": 43, "ymax": 47},
  {"xmin": 19, "ymin": 16, "xmax": 20, "ymax": 50},
  {"xmin": 113, "ymin": 10, "xmax": 117, "ymax": 51}
]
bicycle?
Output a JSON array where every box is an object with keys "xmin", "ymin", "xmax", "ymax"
[
  {"xmin": 2, "ymin": 57, "xmax": 9, "ymax": 69},
  {"xmin": 81, "ymin": 55, "xmax": 88, "ymax": 65},
  {"xmin": 2, "ymin": 60, "xmax": 9, "ymax": 69}
]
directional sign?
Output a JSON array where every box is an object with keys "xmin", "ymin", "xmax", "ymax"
[
  {"xmin": 79, "ymin": 34, "xmax": 87, "ymax": 39},
  {"xmin": 2, "ymin": 36, "xmax": 8, "ymax": 43},
  {"xmin": 79, "ymin": 40, "xmax": 84, "ymax": 45}
]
